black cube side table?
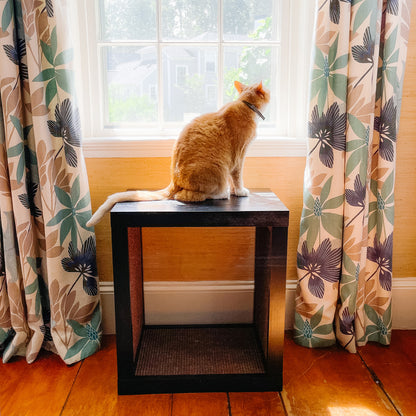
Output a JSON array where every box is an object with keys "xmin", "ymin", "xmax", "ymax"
[{"xmin": 110, "ymin": 189, "xmax": 289, "ymax": 394}]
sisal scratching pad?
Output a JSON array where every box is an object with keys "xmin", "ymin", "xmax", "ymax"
[{"xmin": 135, "ymin": 326, "xmax": 266, "ymax": 376}]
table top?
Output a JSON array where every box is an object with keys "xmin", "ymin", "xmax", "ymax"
[{"xmin": 111, "ymin": 189, "xmax": 289, "ymax": 228}]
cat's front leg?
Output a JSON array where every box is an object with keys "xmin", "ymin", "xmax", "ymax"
[{"xmin": 230, "ymin": 169, "xmax": 249, "ymax": 197}]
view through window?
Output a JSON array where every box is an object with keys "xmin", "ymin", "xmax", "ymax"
[{"xmin": 97, "ymin": 0, "xmax": 280, "ymax": 130}]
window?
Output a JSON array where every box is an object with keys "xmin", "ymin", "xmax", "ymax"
[
  {"xmin": 149, "ymin": 85, "xmax": 158, "ymax": 102},
  {"xmin": 175, "ymin": 65, "xmax": 188, "ymax": 88},
  {"xmin": 72, "ymin": 0, "xmax": 315, "ymax": 157},
  {"xmin": 206, "ymin": 85, "xmax": 217, "ymax": 103}
]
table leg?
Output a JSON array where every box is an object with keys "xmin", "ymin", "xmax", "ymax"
[
  {"xmin": 254, "ymin": 226, "xmax": 287, "ymax": 386},
  {"xmin": 254, "ymin": 226, "xmax": 272, "ymax": 356},
  {"xmin": 111, "ymin": 224, "xmax": 144, "ymax": 388},
  {"xmin": 268, "ymin": 226, "xmax": 288, "ymax": 376}
]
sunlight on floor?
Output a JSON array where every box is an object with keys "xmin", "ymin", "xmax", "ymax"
[{"xmin": 328, "ymin": 407, "xmax": 379, "ymax": 416}]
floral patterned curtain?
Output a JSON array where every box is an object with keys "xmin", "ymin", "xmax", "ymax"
[
  {"xmin": 0, "ymin": 0, "xmax": 101, "ymax": 364},
  {"xmin": 294, "ymin": 0, "xmax": 412, "ymax": 352}
]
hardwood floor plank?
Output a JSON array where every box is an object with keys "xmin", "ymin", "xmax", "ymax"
[
  {"xmin": 358, "ymin": 330, "xmax": 416, "ymax": 416},
  {"xmin": 0, "ymin": 351, "xmax": 81, "ymax": 416},
  {"xmin": 61, "ymin": 335, "xmax": 172, "ymax": 416},
  {"xmin": 281, "ymin": 333, "xmax": 397, "ymax": 416},
  {"xmin": 172, "ymin": 393, "xmax": 229, "ymax": 416},
  {"xmin": 228, "ymin": 392, "xmax": 286, "ymax": 416}
]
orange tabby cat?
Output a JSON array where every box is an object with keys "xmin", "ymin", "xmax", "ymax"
[{"xmin": 86, "ymin": 80, "xmax": 270, "ymax": 226}]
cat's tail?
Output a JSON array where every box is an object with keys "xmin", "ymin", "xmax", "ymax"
[{"xmin": 86, "ymin": 185, "xmax": 173, "ymax": 227}]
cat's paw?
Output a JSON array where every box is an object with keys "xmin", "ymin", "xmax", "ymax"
[
  {"xmin": 211, "ymin": 189, "xmax": 231, "ymax": 200},
  {"xmin": 233, "ymin": 187, "xmax": 250, "ymax": 197}
]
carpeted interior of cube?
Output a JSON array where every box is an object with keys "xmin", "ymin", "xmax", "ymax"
[{"xmin": 135, "ymin": 326, "xmax": 266, "ymax": 376}]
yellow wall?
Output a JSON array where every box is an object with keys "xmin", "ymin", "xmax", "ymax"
[
  {"xmin": 86, "ymin": 5, "xmax": 416, "ymax": 282},
  {"xmin": 86, "ymin": 157, "xmax": 305, "ymax": 282},
  {"xmin": 393, "ymin": 4, "xmax": 416, "ymax": 277}
]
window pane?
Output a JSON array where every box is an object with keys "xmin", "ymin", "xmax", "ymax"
[
  {"xmin": 161, "ymin": 0, "xmax": 218, "ymax": 41},
  {"xmin": 223, "ymin": 0, "xmax": 277, "ymax": 42},
  {"xmin": 102, "ymin": 46, "xmax": 158, "ymax": 124},
  {"xmin": 163, "ymin": 46, "xmax": 218, "ymax": 122},
  {"xmin": 223, "ymin": 45, "xmax": 278, "ymax": 123},
  {"xmin": 99, "ymin": 0, "xmax": 157, "ymax": 41}
]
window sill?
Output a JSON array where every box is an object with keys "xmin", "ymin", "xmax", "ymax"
[{"xmin": 82, "ymin": 137, "xmax": 307, "ymax": 158}]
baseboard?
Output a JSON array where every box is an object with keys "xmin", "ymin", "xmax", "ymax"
[
  {"xmin": 391, "ymin": 278, "xmax": 416, "ymax": 329},
  {"xmin": 99, "ymin": 278, "xmax": 416, "ymax": 334}
]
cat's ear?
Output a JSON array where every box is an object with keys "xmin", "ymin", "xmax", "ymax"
[
  {"xmin": 256, "ymin": 81, "xmax": 265, "ymax": 93},
  {"xmin": 256, "ymin": 81, "xmax": 265, "ymax": 98},
  {"xmin": 234, "ymin": 80, "xmax": 244, "ymax": 94}
]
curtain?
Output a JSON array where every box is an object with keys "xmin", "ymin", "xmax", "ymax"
[
  {"xmin": 294, "ymin": 0, "xmax": 412, "ymax": 352},
  {"xmin": 0, "ymin": 1, "xmax": 101, "ymax": 364}
]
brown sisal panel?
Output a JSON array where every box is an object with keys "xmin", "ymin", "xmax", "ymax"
[
  {"xmin": 135, "ymin": 326, "xmax": 265, "ymax": 376},
  {"xmin": 128, "ymin": 227, "xmax": 144, "ymax": 359}
]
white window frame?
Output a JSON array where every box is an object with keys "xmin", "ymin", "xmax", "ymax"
[{"xmin": 71, "ymin": 0, "xmax": 315, "ymax": 158}]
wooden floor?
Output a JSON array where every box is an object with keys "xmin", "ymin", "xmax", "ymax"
[{"xmin": 1, "ymin": 331, "xmax": 415, "ymax": 416}]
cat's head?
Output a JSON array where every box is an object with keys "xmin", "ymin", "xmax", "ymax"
[{"xmin": 234, "ymin": 81, "xmax": 270, "ymax": 109}]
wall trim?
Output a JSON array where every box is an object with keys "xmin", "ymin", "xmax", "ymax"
[
  {"xmin": 82, "ymin": 137, "xmax": 308, "ymax": 158},
  {"xmin": 99, "ymin": 278, "xmax": 416, "ymax": 334}
]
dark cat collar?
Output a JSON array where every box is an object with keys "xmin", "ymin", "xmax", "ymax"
[{"xmin": 242, "ymin": 100, "xmax": 265, "ymax": 120}]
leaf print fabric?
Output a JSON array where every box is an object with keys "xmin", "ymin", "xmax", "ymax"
[
  {"xmin": 367, "ymin": 233, "xmax": 393, "ymax": 291},
  {"xmin": 47, "ymin": 99, "xmax": 82, "ymax": 167},
  {"xmin": 295, "ymin": 0, "xmax": 412, "ymax": 352},
  {"xmin": 297, "ymin": 239, "xmax": 342, "ymax": 299},
  {"xmin": 308, "ymin": 103, "xmax": 346, "ymax": 168},
  {"xmin": 61, "ymin": 237, "xmax": 98, "ymax": 297},
  {"xmin": 374, "ymin": 98, "xmax": 397, "ymax": 162},
  {"xmin": 0, "ymin": 1, "xmax": 101, "ymax": 364}
]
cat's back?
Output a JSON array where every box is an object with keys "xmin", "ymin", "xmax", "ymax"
[
  {"xmin": 174, "ymin": 108, "xmax": 228, "ymax": 155},
  {"xmin": 181, "ymin": 107, "xmax": 228, "ymax": 136},
  {"xmin": 178, "ymin": 100, "xmax": 253, "ymax": 143}
]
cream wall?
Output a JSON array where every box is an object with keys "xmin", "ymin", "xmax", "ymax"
[{"xmin": 86, "ymin": 5, "xmax": 416, "ymax": 283}]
